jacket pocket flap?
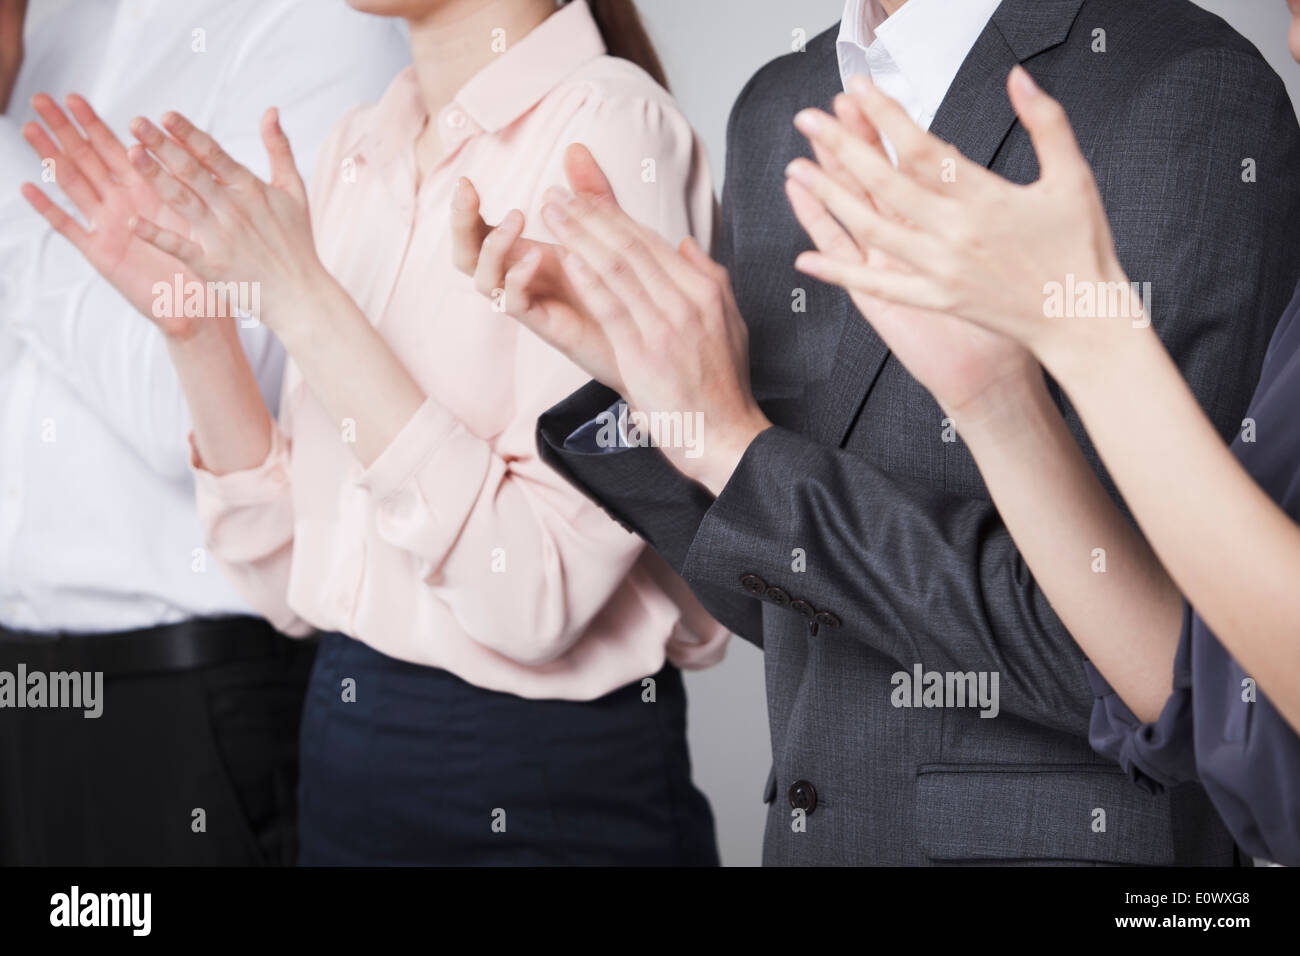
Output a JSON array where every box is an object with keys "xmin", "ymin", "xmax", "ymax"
[{"xmin": 916, "ymin": 763, "xmax": 1177, "ymax": 865}]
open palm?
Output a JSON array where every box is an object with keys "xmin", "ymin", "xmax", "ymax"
[
  {"xmin": 849, "ymin": 246, "xmax": 1034, "ymax": 418},
  {"xmin": 20, "ymin": 93, "xmax": 200, "ymax": 337}
]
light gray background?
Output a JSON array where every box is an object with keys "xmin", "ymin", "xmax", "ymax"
[
  {"xmin": 22, "ymin": 0, "xmax": 1298, "ymax": 867},
  {"xmin": 634, "ymin": 0, "xmax": 1300, "ymax": 866}
]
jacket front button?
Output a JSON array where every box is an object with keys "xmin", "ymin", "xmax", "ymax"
[{"xmin": 788, "ymin": 779, "xmax": 817, "ymax": 814}]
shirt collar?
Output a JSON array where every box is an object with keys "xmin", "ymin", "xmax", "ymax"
[
  {"xmin": 877, "ymin": 0, "xmax": 1001, "ymax": 121},
  {"xmin": 836, "ymin": 0, "xmax": 1001, "ymax": 125},
  {"xmin": 455, "ymin": 0, "xmax": 606, "ymax": 134},
  {"xmin": 351, "ymin": 0, "xmax": 606, "ymax": 168},
  {"xmin": 836, "ymin": 0, "xmax": 887, "ymax": 55}
]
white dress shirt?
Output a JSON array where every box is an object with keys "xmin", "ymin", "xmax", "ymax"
[
  {"xmin": 837, "ymin": 0, "xmax": 1002, "ymax": 153},
  {"xmin": 0, "ymin": 0, "xmax": 409, "ymax": 633}
]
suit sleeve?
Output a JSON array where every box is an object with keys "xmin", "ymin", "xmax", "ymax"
[
  {"xmin": 680, "ymin": 46, "xmax": 1300, "ymax": 734},
  {"xmin": 536, "ymin": 74, "xmax": 769, "ymax": 647}
]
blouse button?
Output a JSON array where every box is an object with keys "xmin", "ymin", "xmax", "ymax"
[{"xmin": 445, "ymin": 109, "xmax": 466, "ymax": 129}]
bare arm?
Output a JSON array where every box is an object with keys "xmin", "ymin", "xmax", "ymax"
[
  {"xmin": 1046, "ymin": 321, "xmax": 1300, "ymax": 733},
  {"xmin": 953, "ymin": 369, "xmax": 1184, "ymax": 722}
]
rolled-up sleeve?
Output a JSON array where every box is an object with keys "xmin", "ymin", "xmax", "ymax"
[
  {"xmin": 191, "ymin": 425, "xmax": 311, "ymax": 637},
  {"xmin": 1085, "ymin": 604, "xmax": 1199, "ymax": 793}
]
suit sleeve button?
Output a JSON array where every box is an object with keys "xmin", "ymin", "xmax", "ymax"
[
  {"xmin": 764, "ymin": 586, "xmax": 790, "ymax": 607},
  {"xmin": 739, "ymin": 573, "xmax": 767, "ymax": 595},
  {"xmin": 788, "ymin": 779, "xmax": 817, "ymax": 814}
]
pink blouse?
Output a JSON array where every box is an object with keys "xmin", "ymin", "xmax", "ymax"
[{"xmin": 190, "ymin": 0, "xmax": 729, "ymax": 700}]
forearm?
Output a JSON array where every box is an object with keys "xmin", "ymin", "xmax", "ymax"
[
  {"xmin": 682, "ymin": 425, "xmax": 1110, "ymax": 732},
  {"xmin": 957, "ymin": 371, "xmax": 1183, "ymax": 722},
  {"xmin": 276, "ymin": 279, "xmax": 425, "ymax": 467},
  {"xmin": 1048, "ymin": 324, "xmax": 1300, "ymax": 732},
  {"xmin": 535, "ymin": 381, "xmax": 766, "ymax": 647},
  {"xmin": 168, "ymin": 319, "xmax": 275, "ymax": 475}
]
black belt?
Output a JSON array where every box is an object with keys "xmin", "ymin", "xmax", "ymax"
[{"xmin": 0, "ymin": 616, "xmax": 314, "ymax": 677}]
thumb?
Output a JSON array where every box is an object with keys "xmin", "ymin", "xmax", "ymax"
[
  {"xmin": 563, "ymin": 142, "xmax": 616, "ymax": 200},
  {"xmin": 262, "ymin": 107, "xmax": 305, "ymax": 198},
  {"xmin": 449, "ymin": 176, "xmax": 492, "ymax": 276},
  {"xmin": 1007, "ymin": 66, "xmax": 1087, "ymax": 183}
]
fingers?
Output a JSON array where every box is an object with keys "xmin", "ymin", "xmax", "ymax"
[
  {"xmin": 127, "ymin": 141, "xmax": 213, "ymax": 227},
  {"xmin": 496, "ymin": 247, "xmax": 538, "ymax": 314},
  {"xmin": 472, "ymin": 208, "xmax": 525, "ymax": 299},
  {"xmin": 259, "ymin": 107, "xmax": 307, "ymax": 199},
  {"xmin": 1006, "ymin": 66, "xmax": 1090, "ymax": 184},
  {"xmin": 64, "ymin": 93, "xmax": 134, "ymax": 180},
  {"xmin": 677, "ymin": 234, "xmax": 742, "ymax": 315},
  {"xmin": 785, "ymin": 178, "xmax": 864, "ymax": 265},
  {"xmin": 541, "ymin": 191, "xmax": 681, "ymax": 327},
  {"xmin": 31, "ymin": 93, "xmax": 111, "ymax": 189},
  {"xmin": 785, "ymin": 156, "xmax": 939, "ymax": 270},
  {"xmin": 846, "ymin": 74, "xmax": 993, "ymax": 197},
  {"xmin": 450, "ymin": 177, "xmax": 491, "ymax": 276},
  {"xmin": 20, "ymin": 182, "xmax": 93, "ymax": 257},
  {"xmin": 130, "ymin": 116, "xmax": 224, "ymax": 209},
  {"xmin": 559, "ymin": 250, "xmax": 636, "ymax": 347},
  {"xmin": 833, "ymin": 90, "xmax": 883, "ymax": 154},
  {"xmin": 21, "ymin": 121, "xmax": 101, "ymax": 218},
  {"xmin": 806, "ymin": 93, "xmax": 876, "ymax": 200},
  {"xmin": 129, "ymin": 215, "xmax": 205, "ymax": 270},
  {"xmin": 155, "ymin": 111, "xmax": 260, "ymax": 191},
  {"xmin": 793, "ymin": 107, "xmax": 948, "ymax": 231},
  {"xmin": 794, "ymin": 251, "xmax": 948, "ymax": 312},
  {"xmin": 562, "ymin": 143, "xmax": 616, "ymax": 200}
]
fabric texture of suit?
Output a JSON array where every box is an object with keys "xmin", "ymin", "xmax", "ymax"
[{"xmin": 537, "ymin": 0, "xmax": 1300, "ymax": 865}]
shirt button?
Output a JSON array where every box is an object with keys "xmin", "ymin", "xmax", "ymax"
[
  {"xmin": 445, "ymin": 109, "xmax": 466, "ymax": 129},
  {"xmin": 269, "ymin": 466, "xmax": 287, "ymax": 484},
  {"xmin": 788, "ymin": 779, "xmax": 818, "ymax": 814},
  {"xmin": 4, "ymin": 484, "xmax": 19, "ymax": 501}
]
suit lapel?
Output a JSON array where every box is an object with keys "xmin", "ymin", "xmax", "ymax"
[{"xmin": 810, "ymin": 0, "xmax": 1086, "ymax": 447}]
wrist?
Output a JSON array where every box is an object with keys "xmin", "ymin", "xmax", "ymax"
[
  {"xmin": 1032, "ymin": 262, "xmax": 1152, "ymax": 384},
  {"xmin": 1040, "ymin": 311, "xmax": 1162, "ymax": 402},
  {"xmin": 947, "ymin": 364, "xmax": 1052, "ymax": 447},
  {"xmin": 269, "ymin": 271, "xmax": 350, "ymax": 351},
  {"xmin": 164, "ymin": 314, "xmax": 242, "ymax": 369},
  {"xmin": 689, "ymin": 407, "xmax": 771, "ymax": 497}
]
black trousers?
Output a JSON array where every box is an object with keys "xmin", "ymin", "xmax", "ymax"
[
  {"xmin": 0, "ymin": 618, "xmax": 315, "ymax": 865},
  {"xmin": 299, "ymin": 631, "xmax": 719, "ymax": 866}
]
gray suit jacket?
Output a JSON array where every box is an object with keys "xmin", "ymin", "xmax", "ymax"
[{"xmin": 538, "ymin": 0, "xmax": 1300, "ymax": 864}]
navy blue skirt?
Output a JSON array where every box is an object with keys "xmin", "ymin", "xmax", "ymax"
[{"xmin": 297, "ymin": 632, "xmax": 719, "ymax": 865}]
